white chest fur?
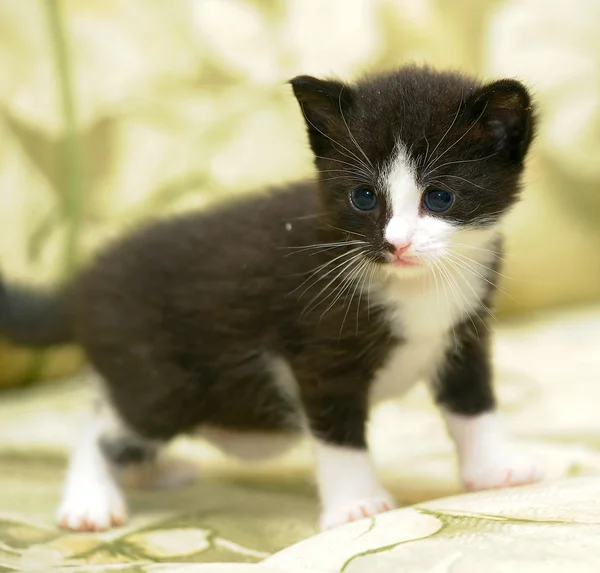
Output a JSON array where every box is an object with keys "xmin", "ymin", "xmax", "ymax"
[{"xmin": 369, "ymin": 247, "xmax": 496, "ymax": 403}]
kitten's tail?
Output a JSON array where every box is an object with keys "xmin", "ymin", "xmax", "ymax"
[{"xmin": 0, "ymin": 277, "xmax": 74, "ymax": 347}]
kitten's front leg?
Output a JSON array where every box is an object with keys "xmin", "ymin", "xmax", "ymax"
[
  {"xmin": 315, "ymin": 441, "xmax": 395, "ymax": 531},
  {"xmin": 298, "ymin": 380, "xmax": 395, "ymax": 531},
  {"xmin": 433, "ymin": 320, "xmax": 544, "ymax": 491}
]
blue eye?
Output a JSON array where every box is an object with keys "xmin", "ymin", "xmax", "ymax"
[
  {"xmin": 350, "ymin": 188, "xmax": 377, "ymax": 211},
  {"xmin": 423, "ymin": 189, "xmax": 454, "ymax": 213}
]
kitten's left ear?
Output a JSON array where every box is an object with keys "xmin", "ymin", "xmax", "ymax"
[
  {"xmin": 467, "ymin": 79, "xmax": 534, "ymax": 162},
  {"xmin": 289, "ymin": 75, "xmax": 355, "ymax": 156}
]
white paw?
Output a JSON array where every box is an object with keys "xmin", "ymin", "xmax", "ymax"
[
  {"xmin": 126, "ymin": 455, "xmax": 200, "ymax": 490},
  {"xmin": 320, "ymin": 494, "xmax": 396, "ymax": 531},
  {"xmin": 56, "ymin": 482, "xmax": 128, "ymax": 532},
  {"xmin": 461, "ymin": 450, "xmax": 544, "ymax": 492}
]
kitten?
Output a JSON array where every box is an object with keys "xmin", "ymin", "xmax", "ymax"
[{"xmin": 0, "ymin": 65, "xmax": 542, "ymax": 532}]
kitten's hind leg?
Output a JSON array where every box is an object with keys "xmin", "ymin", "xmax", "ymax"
[
  {"xmin": 126, "ymin": 452, "xmax": 200, "ymax": 491},
  {"xmin": 433, "ymin": 320, "xmax": 544, "ymax": 491},
  {"xmin": 56, "ymin": 400, "xmax": 159, "ymax": 531}
]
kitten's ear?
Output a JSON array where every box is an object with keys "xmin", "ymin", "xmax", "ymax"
[
  {"xmin": 466, "ymin": 79, "xmax": 534, "ymax": 162},
  {"xmin": 289, "ymin": 75, "xmax": 354, "ymax": 155}
]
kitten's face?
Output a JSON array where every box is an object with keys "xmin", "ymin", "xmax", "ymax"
[{"xmin": 291, "ymin": 67, "xmax": 534, "ymax": 275}]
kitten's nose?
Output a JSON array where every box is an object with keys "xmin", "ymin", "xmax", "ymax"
[{"xmin": 392, "ymin": 242, "xmax": 412, "ymax": 256}]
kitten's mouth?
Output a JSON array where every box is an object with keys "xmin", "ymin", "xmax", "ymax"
[{"xmin": 390, "ymin": 255, "xmax": 420, "ymax": 268}]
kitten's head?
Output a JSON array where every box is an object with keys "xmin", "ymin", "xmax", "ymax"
[{"xmin": 290, "ymin": 66, "xmax": 534, "ymax": 275}]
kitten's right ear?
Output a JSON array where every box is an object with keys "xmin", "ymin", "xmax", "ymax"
[
  {"xmin": 466, "ymin": 79, "xmax": 535, "ymax": 163},
  {"xmin": 289, "ymin": 75, "xmax": 354, "ymax": 156}
]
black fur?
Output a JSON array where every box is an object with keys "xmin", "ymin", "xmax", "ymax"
[
  {"xmin": 99, "ymin": 436, "xmax": 158, "ymax": 465},
  {"xmin": 0, "ymin": 282, "xmax": 72, "ymax": 346},
  {"xmin": 434, "ymin": 319, "xmax": 495, "ymax": 415},
  {"xmin": 433, "ymin": 243, "xmax": 502, "ymax": 415},
  {"xmin": 0, "ymin": 65, "xmax": 534, "ymax": 465}
]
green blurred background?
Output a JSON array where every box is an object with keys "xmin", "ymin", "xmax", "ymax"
[{"xmin": 0, "ymin": 0, "xmax": 599, "ymax": 387}]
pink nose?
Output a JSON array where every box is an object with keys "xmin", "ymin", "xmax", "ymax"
[{"xmin": 393, "ymin": 242, "xmax": 412, "ymax": 256}]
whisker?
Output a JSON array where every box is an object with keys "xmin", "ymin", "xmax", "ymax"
[
  {"xmin": 464, "ymin": 201, "xmax": 485, "ymax": 218},
  {"xmin": 300, "ymin": 253, "xmax": 364, "ymax": 307},
  {"xmin": 424, "ymin": 102, "xmax": 488, "ymax": 175},
  {"xmin": 282, "ymin": 242, "xmax": 367, "ymax": 258},
  {"xmin": 355, "ymin": 260, "xmax": 373, "ymax": 333},
  {"xmin": 427, "ymin": 178, "xmax": 457, "ymax": 194},
  {"xmin": 313, "ymin": 155, "xmax": 373, "ymax": 178},
  {"xmin": 424, "ymin": 152, "xmax": 498, "ymax": 178},
  {"xmin": 446, "ymin": 252, "xmax": 515, "ymax": 301},
  {"xmin": 452, "ymin": 243, "xmax": 505, "ymax": 264},
  {"xmin": 430, "ymin": 173, "xmax": 496, "ymax": 192},
  {"xmin": 449, "ymin": 250, "xmax": 520, "ymax": 283},
  {"xmin": 366, "ymin": 261, "xmax": 377, "ymax": 321},
  {"xmin": 337, "ymin": 259, "xmax": 371, "ymax": 335},
  {"xmin": 311, "ymin": 172, "xmax": 373, "ymax": 187},
  {"xmin": 423, "ymin": 95, "xmax": 464, "ymax": 173},
  {"xmin": 420, "ymin": 133, "xmax": 431, "ymax": 168},
  {"xmin": 463, "ymin": 210, "xmax": 508, "ymax": 227},
  {"xmin": 444, "ymin": 257, "xmax": 497, "ymax": 325},
  {"xmin": 437, "ymin": 258, "xmax": 485, "ymax": 337},
  {"xmin": 288, "ymin": 246, "xmax": 365, "ymax": 296},
  {"xmin": 280, "ymin": 240, "xmax": 365, "ymax": 251},
  {"xmin": 305, "ymin": 245, "xmax": 357, "ymax": 257},
  {"xmin": 301, "ymin": 251, "xmax": 366, "ymax": 314},
  {"xmin": 308, "ymin": 175, "xmax": 370, "ymax": 185},
  {"xmin": 452, "ymin": 242, "xmax": 503, "ymax": 258},
  {"xmin": 300, "ymin": 103, "xmax": 373, "ymax": 176},
  {"xmin": 318, "ymin": 169, "xmax": 371, "ymax": 176},
  {"xmin": 301, "ymin": 246, "xmax": 364, "ymax": 280},
  {"xmin": 321, "ymin": 223, "xmax": 367, "ymax": 238},
  {"xmin": 428, "ymin": 259, "xmax": 440, "ymax": 313},
  {"xmin": 324, "ymin": 257, "xmax": 369, "ymax": 317},
  {"xmin": 303, "ymin": 262, "xmax": 365, "ymax": 318},
  {"xmin": 338, "ymin": 87, "xmax": 374, "ymax": 171},
  {"xmin": 430, "ymin": 258, "xmax": 459, "ymax": 348},
  {"xmin": 467, "ymin": 218, "xmax": 501, "ymax": 228},
  {"xmin": 284, "ymin": 213, "xmax": 324, "ymax": 221}
]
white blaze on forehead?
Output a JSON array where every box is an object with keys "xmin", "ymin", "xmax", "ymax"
[
  {"xmin": 383, "ymin": 145, "xmax": 420, "ymax": 246},
  {"xmin": 382, "ymin": 143, "xmax": 461, "ymax": 257}
]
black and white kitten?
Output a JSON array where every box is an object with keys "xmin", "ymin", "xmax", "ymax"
[{"xmin": 0, "ymin": 65, "xmax": 542, "ymax": 532}]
